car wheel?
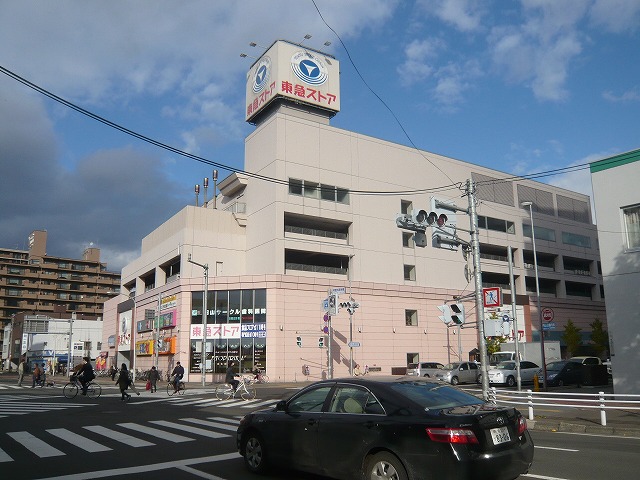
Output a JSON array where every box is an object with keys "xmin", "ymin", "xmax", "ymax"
[
  {"xmin": 450, "ymin": 376, "xmax": 459, "ymax": 385},
  {"xmin": 506, "ymin": 376, "xmax": 516, "ymax": 387},
  {"xmin": 476, "ymin": 374, "xmax": 482, "ymax": 384},
  {"xmin": 242, "ymin": 431, "xmax": 268, "ymax": 474},
  {"xmin": 423, "ymin": 374, "xmax": 430, "ymax": 378},
  {"xmin": 558, "ymin": 379, "xmax": 564, "ymax": 387},
  {"xmin": 364, "ymin": 451, "xmax": 408, "ymax": 480}
]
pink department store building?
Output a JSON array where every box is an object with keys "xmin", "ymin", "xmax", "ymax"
[{"xmin": 102, "ymin": 40, "xmax": 606, "ymax": 383}]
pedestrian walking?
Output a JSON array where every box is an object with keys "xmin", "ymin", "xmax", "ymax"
[
  {"xmin": 17, "ymin": 358, "xmax": 25, "ymax": 386},
  {"xmin": 109, "ymin": 364, "xmax": 118, "ymax": 381},
  {"xmin": 116, "ymin": 363, "xmax": 132, "ymax": 401},
  {"xmin": 31, "ymin": 363, "xmax": 42, "ymax": 388},
  {"xmin": 127, "ymin": 369, "xmax": 141, "ymax": 397},
  {"xmin": 148, "ymin": 366, "xmax": 160, "ymax": 393}
]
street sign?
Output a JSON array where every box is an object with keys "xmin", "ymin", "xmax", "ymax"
[
  {"xmin": 482, "ymin": 287, "xmax": 502, "ymax": 308},
  {"xmin": 502, "ymin": 314, "xmax": 510, "ymax": 322},
  {"xmin": 348, "ymin": 341, "xmax": 361, "ymax": 348},
  {"xmin": 542, "ymin": 308, "xmax": 554, "ymax": 322},
  {"xmin": 331, "ymin": 287, "xmax": 346, "ymax": 295},
  {"xmin": 322, "ymin": 298, "xmax": 329, "ymax": 311},
  {"xmin": 542, "ymin": 322, "xmax": 556, "ymax": 330}
]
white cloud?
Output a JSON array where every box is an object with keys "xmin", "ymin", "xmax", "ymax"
[
  {"xmin": 602, "ymin": 87, "xmax": 640, "ymax": 103},
  {"xmin": 397, "ymin": 38, "xmax": 444, "ymax": 86},
  {"xmin": 416, "ymin": 0, "xmax": 485, "ymax": 32},
  {"xmin": 589, "ymin": 0, "xmax": 640, "ymax": 33}
]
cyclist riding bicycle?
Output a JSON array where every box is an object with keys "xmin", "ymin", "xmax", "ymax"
[
  {"xmin": 226, "ymin": 360, "xmax": 239, "ymax": 392},
  {"xmin": 77, "ymin": 356, "xmax": 95, "ymax": 396},
  {"xmin": 171, "ymin": 361, "xmax": 184, "ymax": 393}
]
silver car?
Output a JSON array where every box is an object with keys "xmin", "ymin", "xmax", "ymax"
[
  {"xmin": 435, "ymin": 361, "xmax": 480, "ymax": 385},
  {"xmin": 487, "ymin": 361, "xmax": 540, "ymax": 387},
  {"xmin": 407, "ymin": 362, "xmax": 445, "ymax": 378}
]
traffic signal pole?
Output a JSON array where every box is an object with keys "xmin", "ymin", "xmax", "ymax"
[{"xmin": 467, "ymin": 179, "xmax": 490, "ymax": 401}]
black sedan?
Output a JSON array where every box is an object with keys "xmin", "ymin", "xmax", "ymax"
[
  {"xmin": 237, "ymin": 376, "xmax": 533, "ymax": 480},
  {"xmin": 537, "ymin": 360, "xmax": 583, "ymax": 387}
]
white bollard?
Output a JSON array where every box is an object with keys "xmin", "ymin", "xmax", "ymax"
[{"xmin": 599, "ymin": 391, "xmax": 607, "ymax": 426}]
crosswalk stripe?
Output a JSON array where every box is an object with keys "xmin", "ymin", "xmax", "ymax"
[
  {"xmin": 7, "ymin": 431, "xmax": 65, "ymax": 457},
  {"xmin": 83, "ymin": 425, "xmax": 155, "ymax": 447},
  {"xmin": 167, "ymin": 398, "xmax": 213, "ymax": 405},
  {"xmin": 0, "ymin": 446, "xmax": 13, "ymax": 462},
  {"xmin": 46, "ymin": 429, "xmax": 112, "ymax": 452},
  {"xmin": 149, "ymin": 420, "xmax": 229, "ymax": 438},
  {"xmin": 207, "ymin": 416, "xmax": 242, "ymax": 424},
  {"xmin": 240, "ymin": 399, "xmax": 277, "ymax": 408},
  {"xmin": 181, "ymin": 418, "xmax": 238, "ymax": 431},
  {"xmin": 117, "ymin": 422, "xmax": 194, "ymax": 443}
]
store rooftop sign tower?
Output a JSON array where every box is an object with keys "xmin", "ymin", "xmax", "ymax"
[{"xmin": 245, "ymin": 40, "xmax": 340, "ymax": 124}]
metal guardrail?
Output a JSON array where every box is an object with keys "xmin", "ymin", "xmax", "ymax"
[{"xmin": 482, "ymin": 387, "xmax": 640, "ymax": 426}]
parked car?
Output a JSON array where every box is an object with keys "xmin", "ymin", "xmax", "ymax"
[
  {"xmin": 407, "ymin": 361, "xmax": 445, "ymax": 377},
  {"xmin": 569, "ymin": 356, "xmax": 602, "ymax": 365},
  {"xmin": 537, "ymin": 360, "xmax": 583, "ymax": 387},
  {"xmin": 435, "ymin": 361, "xmax": 481, "ymax": 385},
  {"xmin": 487, "ymin": 361, "xmax": 540, "ymax": 387},
  {"xmin": 237, "ymin": 376, "xmax": 534, "ymax": 480}
]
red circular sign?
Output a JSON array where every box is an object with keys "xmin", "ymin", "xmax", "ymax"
[{"xmin": 542, "ymin": 308, "xmax": 554, "ymax": 322}]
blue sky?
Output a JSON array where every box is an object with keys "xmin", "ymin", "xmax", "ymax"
[{"xmin": 1, "ymin": 0, "xmax": 639, "ymax": 271}]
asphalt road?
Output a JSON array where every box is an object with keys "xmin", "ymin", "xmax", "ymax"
[{"xmin": 0, "ymin": 376, "xmax": 638, "ymax": 480}]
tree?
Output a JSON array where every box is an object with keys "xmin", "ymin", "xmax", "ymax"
[
  {"xmin": 486, "ymin": 336, "xmax": 507, "ymax": 355},
  {"xmin": 562, "ymin": 319, "xmax": 582, "ymax": 357},
  {"xmin": 590, "ymin": 318, "xmax": 609, "ymax": 358}
]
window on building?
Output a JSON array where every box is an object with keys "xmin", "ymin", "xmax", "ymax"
[
  {"xmin": 404, "ymin": 265, "xmax": 416, "ymax": 281},
  {"xmin": 402, "ymin": 232, "xmax": 414, "ymax": 248},
  {"xmin": 623, "ymin": 204, "xmax": 640, "ymax": 250},
  {"xmin": 407, "ymin": 352, "xmax": 419, "ymax": 365},
  {"xmin": 405, "ymin": 309, "xmax": 418, "ymax": 326},
  {"xmin": 562, "ymin": 232, "xmax": 591, "ymax": 248},
  {"xmin": 478, "ymin": 216, "xmax": 516, "ymax": 234},
  {"xmin": 289, "ymin": 178, "xmax": 349, "ymax": 205},
  {"xmin": 523, "ymin": 224, "xmax": 556, "ymax": 242},
  {"xmin": 401, "ymin": 200, "xmax": 412, "ymax": 215}
]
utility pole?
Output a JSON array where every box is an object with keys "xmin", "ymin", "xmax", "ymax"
[
  {"xmin": 467, "ymin": 179, "xmax": 490, "ymax": 400},
  {"xmin": 188, "ymin": 254, "xmax": 209, "ymax": 387}
]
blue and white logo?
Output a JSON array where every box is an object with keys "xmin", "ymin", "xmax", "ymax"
[
  {"xmin": 252, "ymin": 56, "xmax": 272, "ymax": 93},
  {"xmin": 291, "ymin": 51, "xmax": 328, "ymax": 86}
]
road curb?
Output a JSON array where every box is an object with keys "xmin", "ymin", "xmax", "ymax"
[{"xmin": 527, "ymin": 418, "xmax": 640, "ymax": 437}]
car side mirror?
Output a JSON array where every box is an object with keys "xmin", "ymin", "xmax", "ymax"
[{"xmin": 276, "ymin": 400, "xmax": 288, "ymax": 412}]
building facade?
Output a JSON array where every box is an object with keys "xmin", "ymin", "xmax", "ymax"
[
  {"xmin": 590, "ymin": 149, "xmax": 640, "ymax": 394},
  {"xmin": 0, "ymin": 230, "xmax": 120, "ymax": 367},
  {"xmin": 103, "ymin": 40, "xmax": 606, "ymax": 383}
]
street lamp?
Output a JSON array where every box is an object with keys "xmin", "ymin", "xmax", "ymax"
[
  {"xmin": 188, "ymin": 253, "xmax": 209, "ymax": 387},
  {"xmin": 521, "ymin": 201, "xmax": 548, "ymax": 391}
]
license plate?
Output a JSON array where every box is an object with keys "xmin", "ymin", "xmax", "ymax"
[{"xmin": 490, "ymin": 426, "xmax": 511, "ymax": 445}]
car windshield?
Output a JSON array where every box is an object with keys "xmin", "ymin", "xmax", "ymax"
[
  {"xmin": 495, "ymin": 362, "xmax": 516, "ymax": 370},
  {"xmin": 546, "ymin": 361, "xmax": 566, "ymax": 372},
  {"xmin": 391, "ymin": 381, "xmax": 483, "ymax": 410},
  {"xmin": 407, "ymin": 363, "xmax": 418, "ymax": 369},
  {"xmin": 442, "ymin": 363, "xmax": 461, "ymax": 371}
]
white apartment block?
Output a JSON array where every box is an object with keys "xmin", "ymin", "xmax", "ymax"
[
  {"xmin": 590, "ymin": 149, "xmax": 640, "ymax": 395},
  {"xmin": 103, "ymin": 41, "xmax": 606, "ymax": 383}
]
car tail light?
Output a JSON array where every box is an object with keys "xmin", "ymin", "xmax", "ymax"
[
  {"xmin": 516, "ymin": 415, "xmax": 527, "ymax": 436},
  {"xmin": 426, "ymin": 427, "xmax": 479, "ymax": 444}
]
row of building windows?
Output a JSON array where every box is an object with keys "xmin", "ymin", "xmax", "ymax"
[{"xmin": 289, "ymin": 178, "xmax": 350, "ymax": 204}]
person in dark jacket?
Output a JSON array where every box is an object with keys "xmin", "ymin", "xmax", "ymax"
[
  {"xmin": 225, "ymin": 360, "xmax": 239, "ymax": 392},
  {"xmin": 116, "ymin": 363, "xmax": 131, "ymax": 401},
  {"xmin": 109, "ymin": 365, "xmax": 118, "ymax": 381},
  {"xmin": 148, "ymin": 366, "xmax": 160, "ymax": 393},
  {"xmin": 77, "ymin": 357, "xmax": 95, "ymax": 395}
]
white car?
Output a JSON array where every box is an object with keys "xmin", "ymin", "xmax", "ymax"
[
  {"xmin": 435, "ymin": 361, "xmax": 480, "ymax": 385},
  {"xmin": 487, "ymin": 361, "xmax": 540, "ymax": 387},
  {"xmin": 406, "ymin": 362, "xmax": 445, "ymax": 378}
]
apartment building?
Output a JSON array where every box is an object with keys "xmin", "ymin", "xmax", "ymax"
[
  {"xmin": 0, "ymin": 230, "xmax": 120, "ymax": 366},
  {"xmin": 103, "ymin": 40, "xmax": 606, "ymax": 382},
  {"xmin": 591, "ymin": 149, "xmax": 640, "ymax": 394}
]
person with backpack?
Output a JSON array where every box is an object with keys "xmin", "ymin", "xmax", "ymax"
[{"xmin": 77, "ymin": 356, "xmax": 95, "ymax": 396}]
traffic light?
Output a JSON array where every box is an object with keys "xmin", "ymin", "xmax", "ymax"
[
  {"xmin": 450, "ymin": 303, "xmax": 465, "ymax": 325},
  {"xmin": 318, "ymin": 336, "xmax": 325, "ymax": 348},
  {"xmin": 426, "ymin": 211, "xmax": 448, "ymax": 227},
  {"xmin": 328, "ymin": 294, "xmax": 338, "ymax": 315},
  {"xmin": 412, "ymin": 209, "xmax": 429, "ymax": 227},
  {"xmin": 296, "ymin": 336, "xmax": 302, "ymax": 347},
  {"xmin": 437, "ymin": 305, "xmax": 452, "ymax": 325},
  {"xmin": 339, "ymin": 299, "xmax": 360, "ymax": 315}
]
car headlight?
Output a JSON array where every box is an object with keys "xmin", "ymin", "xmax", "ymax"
[{"xmin": 547, "ymin": 373, "xmax": 557, "ymax": 379}]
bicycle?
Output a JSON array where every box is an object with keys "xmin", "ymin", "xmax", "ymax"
[
  {"xmin": 215, "ymin": 376, "xmax": 256, "ymax": 401},
  {"xmin": 63, "ymin": 375, "xmax": 102, "ymax": 399},
  {"xmin": 167, "ymin": 378, "xmax": 186, "ymax": 396}
]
